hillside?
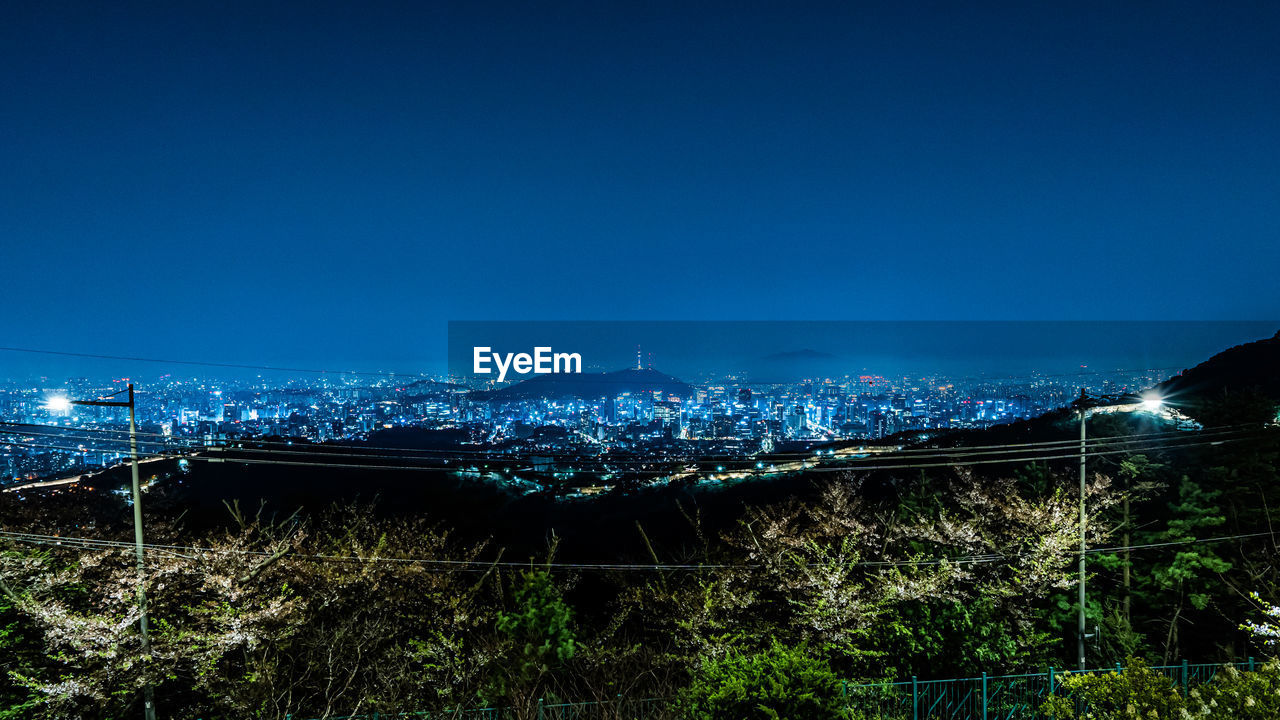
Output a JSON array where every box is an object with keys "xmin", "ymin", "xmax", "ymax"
[
  {"xmin": 1157, "ymin": 329, "xmax": 1280, "ymax": 414},
  {"xmin": 470, "ymin": 367, "xmax": 694, "ymax": 402}
]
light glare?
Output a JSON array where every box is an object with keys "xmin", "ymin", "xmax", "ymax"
[{"xmin": 44, "ymin": 396, "xmax": 72, "ymax": 413}]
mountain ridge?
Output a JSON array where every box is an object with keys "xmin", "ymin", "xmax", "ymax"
[{"xmin": 470, "ymin": 367, "xmax": 694, "ymax": 401}]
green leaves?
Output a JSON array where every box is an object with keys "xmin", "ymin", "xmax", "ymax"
[
  {"xmin": 1043, "ymin": 659, "xmax": 1280, "ymax": 720},
  {"xmin": 1042, "ymin": 658, "xmax": 1186, "ymax": 719},
  {"xmin": 489, "ymin": 568, "xmax": 578, "ymax": 705},
  {"xmin": 680, "ymin": 640, "xmax": 849, "ymax": 720},
  {"xmin": 496, "ymin": 569, "xmax": 577, "ymax": 673}
]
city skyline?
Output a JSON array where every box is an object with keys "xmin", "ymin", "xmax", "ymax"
[
  {"xmin": 4, "ymin": 322, "xmax": 1243, "ymax": 490},
  {"xmin": 0, "ymin": 359, "xmax": 1173, "ymax": 489}
]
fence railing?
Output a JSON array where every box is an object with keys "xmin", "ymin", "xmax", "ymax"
[
  {"xmin": 841, "ymin": 658, "xmax": 1258, "ymax": 720},
  {"xmin": 278, "ymin": 696, "xmax": 674, "ymax": 720},
  {"xmin": 263, "ymin": 658, "xmax": 1257, "ymax": 720}
]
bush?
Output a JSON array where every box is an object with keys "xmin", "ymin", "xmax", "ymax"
[
  {"xmin": 1041, "ymin": 658, "xmax": 1280, "ymax": 720},
  {"xmin": 1192, "ymin": 660, "xmax": 1280, "ymax": 720},
  {"xmin": 1041, "ymin": 658, "xmax": 1184, "ymax": 719},
  {"xmin": 680, "ymin": 641, "xmax": 849, "ymax": 720}
]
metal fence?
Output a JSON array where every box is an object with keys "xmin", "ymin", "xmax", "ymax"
[
  {"xmin": 279, "ymin": 696, "xmax": 674, "ymax": 720},
  {"xmin": 263, "ymin": 659, "xmax": 1257, "ymax": 720},
  {"xmin": 841, "ymin": 658, "xmax": 1258, "ymax": 720}
]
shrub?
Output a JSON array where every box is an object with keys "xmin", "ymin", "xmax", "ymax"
[
  {"xmin": 680, "ymin": 640, "xmax": 849, "ymax": 720},
  {"xmin": 1041, "ymin": 658, "xmax": 1184, "ymax": 719},
  {"xmin": 1041, "ymin": 658, "xmax": 1280, "ymax": 720},
  {"xmin": 1192, "ymin": 660, "xmax": 1280, "ymax": 720}
]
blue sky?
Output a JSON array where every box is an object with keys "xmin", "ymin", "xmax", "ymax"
[{"xmin": 2, "ymin": 1, "xmax": 1277, "ymax": 373}]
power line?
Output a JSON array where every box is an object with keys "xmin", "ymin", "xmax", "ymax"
[
  {"xmin": 0, "ymin": 430, "xmax": 1267, "ymax": 482},
  {"xmin": 799, "ymin": 436, "xmax": 1262, "ymax": 474},
  {"xmin": 0, "ymin": 420, "xmax": 1263, "ymax": 465},
  {"xmin": 0, "ymin": 431, "xmax": 1255, "ymax": 475},
  {"xmin": 37, "ymin": 427, "xmax": 1249, "ymax": 474},
  {"xmin": 154, "ymin": 427, "xmax": 1280, "ymax": 471},
  {"xmin": 0, "ymin": 529, "xmax": 1272, "ymax": 574},
  {"xmin": 1087, "ymin": 531, "xmax": 1279, "ymax": 555},
  {"xmin": 0, "ymin": 440, "xmax": 152, "ymax": 456},
  {"xmin": 199, "ymin": 427, "xmax": 1259, "ymax": 474}
]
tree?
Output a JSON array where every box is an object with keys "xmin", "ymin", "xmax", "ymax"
[
  {"xmin": 235, "ymin": 505, "xmax": 494, "ymax": 718},
  {"xmin": 490, "ymin": 568, "xmax": 578, "ymax": 714},
  {"xmin": 681, "ymin": 640, "xmax": 849, "ymax": 720},
  {"xmin": 1241, "ymin": 591, "xmax": 1280, "ymax": 648},
  {"xmin": 1042, "ymin": 658, "xmax": 1280, "ymax": 720},
  {"xmin": 0, "ymin": 502, "xmax": 494, "ymax": 719},
  {"xmin": 0, "ymin": 549, "xmax": 50, "ymax": 720},
  {"xmin": 1190, "ymin": 388, "xmax": 1277, "ymax": 429},
  {"xmin": 1138, "ymin": 476, "xmax": 1232, "ymax": 663},
  {"xmin": 0, "ymin": 516, "xmax": 305, "ymax": 719},
  {"xmin": 1088, "ymin": 455, "xmax": 1164, "ymax": 663}
]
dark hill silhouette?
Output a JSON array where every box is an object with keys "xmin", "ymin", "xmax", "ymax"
[
  {"xmin": 472, "ymin": 367, "xmax": 693, "ymax": 402},
  {"xmin": 1157, "ymin": 329, "xmax": 1280, "ymax": 410},
  {"xmin": 908, "ymin": 329, "xmax": 1280, "ymax": 450}
]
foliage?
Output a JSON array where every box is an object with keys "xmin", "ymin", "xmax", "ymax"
[
  {"xmin": 1194, "ymin": 660, "xmax": 1280, "ymax": 720},
  {"xmin": 0, "ymin": 503, "xmax": 492, "ymax": 719},
  {"xmin": 1042, "ymin": 659, "xmax": 1280, "ymax": 720},
  {"xmin": 1241, "ymin": 592, "xmax": 1280, "ymax": 646},
  {"xmin": 225, "ymin": 505, "xmax": 494, "ymax": 718},
  {"xmin": 1138, "ymin": 476, "xmax": 1232, "ymax": 662},
  {"xmin": 1190, "ymin": 388, "xmax": 1278, "ymax": 429},
  {"xmin": 490, "ymin": 568, "xmax": 578, "ymax": 706},
  {"xmin": 0, "ymin": 563, "xmax": 42, "ymax": 720},
  {"xmin": 1041, "ymin": 658, "xmax": 1187, "ymax": 719},
  {"xmin": 1, "ymin": 419, "xmax": 1278, "ymax": 716},
  {"xmin": 680, "ymin": 640, "xmax": 849, "ymax": 720}
]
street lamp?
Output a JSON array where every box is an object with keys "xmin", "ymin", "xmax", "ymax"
[
  {"xmin": 43, "ymin": 396, "xmax": 72, "ymax": 414},
  {"xmin": 1070, "ymin": 387, "xmax": 1160, "ymax": 671},
  {"xmin": 67, "ymin": 384, "xmax": 156, "ymax": 720},
  {"xmin": 1140, "ymin": 391, "xmax": 1164, "ymax": 414}
]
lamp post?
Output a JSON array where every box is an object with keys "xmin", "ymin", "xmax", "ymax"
[
  {"xmin": 68, "ymin": 384, "xmax": 156, "ymax": 720},
  {"xmin": 1072, "ymin": 388, "xmax": 1097, "ymax": 671},
  {"xmin": 1070, "ymin": 387, "xmax": 1163, "ymax": 671}
]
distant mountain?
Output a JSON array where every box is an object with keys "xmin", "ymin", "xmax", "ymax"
[
  {"xmin": 746, "ymin": 348, "xmax": 846, "ymax": 382},
  {"xmin": 472, "ymin": 367, "xmax": 694, "ymax": 402},
  {"xmin": 1157, "ymin": 329, "xmax": 1280, "ymax": 411},
  {"xmin": 761, "ymin": 349, "xmax": 838, "ymax": 362},
  {"xmin": 401, "ymin": 378, "xmax": 465, "ymax": 394}
]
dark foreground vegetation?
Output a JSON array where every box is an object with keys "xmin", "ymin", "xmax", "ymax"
[{"xmin": 2, "ymin": 387, "xmax": 1279, "ymax": 719}]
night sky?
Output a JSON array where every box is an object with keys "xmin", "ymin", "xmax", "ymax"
[{"xmin": 2, "ymin": 1, "xmax": 1278, "ymax": 373}]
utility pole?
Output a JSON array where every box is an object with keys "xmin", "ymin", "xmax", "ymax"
[
  {"xmin": 72, "ymin": 383, "xmax": 157, "ymax": 720},
  {"xmin": 1077, "ymin": 387, "xmax": 1088, "ymax": 672},
  {"xmin": 1123, "ymin": 480, "xmax": 1131, "ymax": 626},
  {"xmin": 1067, "ymin": 388, "xmax": 1164, "ymax": 671}
]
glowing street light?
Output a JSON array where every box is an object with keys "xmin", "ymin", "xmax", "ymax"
[
  {"xmin": 43, "ymin": 396, "xmax": 72, "ymax": 413},
  {"xmin": 1140, "ymin": 392, "xmax": 1164, "ymax": 414}
]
